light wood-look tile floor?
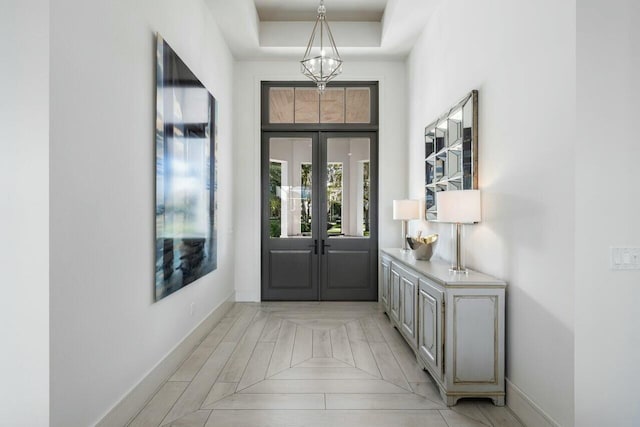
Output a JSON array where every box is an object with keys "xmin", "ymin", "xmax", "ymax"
[{"xmin": 128, "ymin": 302, "xmax": 523, "ymax": 427}]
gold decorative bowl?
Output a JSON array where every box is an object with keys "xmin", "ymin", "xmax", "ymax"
[{"xmin": 406, "ymin": 237, "xmax": 436, "ymax": 261}]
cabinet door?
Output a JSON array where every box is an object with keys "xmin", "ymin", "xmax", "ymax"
[
  {"xmin": 389, "ymin": 265, "xmax": 401, "ymax": 324},
  {"xmin": 380, "ymin": 257, "xmax": 391, "ymax": 310},
  {"xmin": 448, "ymin": 291, "xmax": 502, "ymax": 388},
  {"xmin": 418, "ymin": 279, "xmax": 443, "ymax": 378},
  {"xmin": 399, "ymin": 269, "xmax": 418, "ymax": 345}
]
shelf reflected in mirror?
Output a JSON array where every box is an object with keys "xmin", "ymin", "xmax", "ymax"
[{"xmin": 424, "ymin": 90, "xmax": 478, "ymax": 221}]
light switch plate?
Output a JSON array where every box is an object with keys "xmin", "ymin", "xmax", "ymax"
[{"xmin": 610, "ymin": 247, "xmax": 640, "ymax": 270}]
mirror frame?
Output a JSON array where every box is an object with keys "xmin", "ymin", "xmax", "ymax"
[{"xmin": 424, "ymin": 90, "xmax": 478, "ymax": 221}]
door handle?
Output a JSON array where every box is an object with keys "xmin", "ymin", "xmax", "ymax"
[
  {"xmin": 321, "ymin": 240, "xmax": 331, "ymax": 255},
  {"xmin": 309, "ymin": 239, "xmax": 318, "ymax": 255}
]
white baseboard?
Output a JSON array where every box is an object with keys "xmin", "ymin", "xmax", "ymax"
[
  {"xmin": 234, "ymin": 289, "xmax": 260, "ymax": 302},
  {"xmin": 95, "ymin": 292, "xmax": 235, "ymax": 427},
  {"xmin": 506, "ymin": 378, "xmax": 561, "ymax": 427}
]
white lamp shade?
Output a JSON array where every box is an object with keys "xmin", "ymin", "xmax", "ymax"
[
  {"xmin": 436, "ymin": 190, "xmax": 481, "ymax": 223},
  {"xmin": 393, "ymin": 199, "xmax": 420, "ymax": 220}
]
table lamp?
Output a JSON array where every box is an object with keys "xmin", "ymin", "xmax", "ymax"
[
  {"xmin": 436, "ymin": 190, "xmax": 481, "ymax": 273},
  {"xmin": 393, "ymin": 199, "xmax": 420, "ymax": 251}
]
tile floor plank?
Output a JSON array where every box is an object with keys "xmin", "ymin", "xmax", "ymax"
[
  {"xmin": 477, "ymin": 402, "xmax": 524, "ymax": 427},
  {"xmin": 387, "ymin": 336, "xmax": 432, "ymax": 383},
  {"xmin": 259, "ymin": 316, "xmax": 282, "ymax": 342},
  {"xmin": 312, "ymin": 329, "xmax": 332, "ymax": 358},
  {"xmin": 164, "ymin": 410, "xmax": 211, "ymax": 427},
  {"xmin": 290, "ymin": 326, "xmax": 313, "ymax": 367},
  {"xmin": 201, "ymin": 383, "xmax": 238, "ymax": 409},
  {"xmin": 369, "ymin": 341, "xmax": 412, "ymax": 391},
  {"xmin": 161, "ymin": 342, "xmax": 236, "ymax": 425},
  {"xmin": 266, "ymin": 320, "xmax": 296, "ymax": 377},
  {"xmin": 295, "ymin": 358, "xmax": 352, "ymax": 368},
  {"xmin": 136, "ymin": 303, "xmax": 468, "ymax": 427},
  {"xmin": 288, "ymin": 319, "xmax": 355, "ymax": 330},
  {"xmin": 374, "ymin": 313, "xmax": 409, "ymax": 348},
  {"xmin": 410, "ymin": 381, "xmax": 447, "ymax": 405},
  {"xmin": 211, "ymin": 393, "xmax": 325, "ymax": 410},
  {"xmin": 204, "ymin": 409, "xmax": 448, "ymax": 427},
  {"xmin": 330, "ymin": 325, "xmax": 355, "ymax": 366},
  {"xmin": 223, "ymin": 303, "xmax": 246, "ymax": 319},
  {"xmin": 217, "ymin": 312, "xmax": 268, "ymax": 383},
  {"xmin": 345, "ymin": 320, "xmax": 367, "ymax": 342},
  {"xmin": 128, "ymin": 381, "xmax": 188, "ymax": 427},
  {"xmin": 349, "ymin": 339, "xmax": 381, "ymax": 378},
  {"xmin": 170, "ymin": 317, "xmax": 235, "ymax": 382},
  {"xmin": 238, "ymin": 379, "xmax": 412, "ymax": 394},
  {"xmin": 360, "ymin": 316, "xmax": 385, "ymax": 343},
  {"xmin": 274, "ymin": 312, "xmax": 361, "ymax": 320},
  {"xmin": 325, "ymin": 393, "xmax": 444, "ymax": 410},
  {"xmin": 222, "ymin": 306, "xmax": 258, "ymax": 343},
  {"xmin": 236, "ymin": 341, "xmax": 275, "ymax": 391},
  {"xmin": 439, "ymin": 409, "xmax": 489, "ymax": 427},
  {"xmin": 449, "ymin": 401, "xmax": 493, "ymax": 425},
  {"xmin": 269, "ymin": 367, "xmax": 378, "ymax": 380},
  {"xmin": 200, "ymin": 317, "xmax": 236, "ymax": 348}
]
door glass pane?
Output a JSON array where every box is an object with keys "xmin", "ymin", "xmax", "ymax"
[
  {"xmin": 326, "ymin": 137, "xmax": 371, "ymax": 238},
  {"xmin": 346, "ymin": 88, "xmax": 371, "ymax": 123},
  {"xmin": 320, "ymin": 88, "xmax": 345, "ymax": 123},
  {"xmin": 269, "ymin": 87, "xmax": 294, "ymax": 123},
  {"xmin": 295, "ymin": 88, "xmax": 320, "ymax": 123},
  {"xmin": 269, "ymin": 138, "xmax": 313, "ymax": 238}
]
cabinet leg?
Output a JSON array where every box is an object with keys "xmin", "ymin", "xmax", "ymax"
[
  {"xmin": 439, "ymin": 388, "xmax": 459, "ymax": 406},
  {"xmin": 492, "ymin": 396, "xmax": 505, "ymax": 406},
  {"xmin": 415, "ymin": 354, "xmax": 426, "ymax": 370}
]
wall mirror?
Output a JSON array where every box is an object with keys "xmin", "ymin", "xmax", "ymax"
[{"xmin": 424, "ymin": 90, "xmax": 478, "ymax": 220}]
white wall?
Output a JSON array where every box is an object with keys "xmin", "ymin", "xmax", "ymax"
[
  {"xmin": 576, "ymin": 1, "xmax": 640, "ymax": 425},
  {"xmin": 0, "ymin": 1, "xmax": 49, "ymax": 426},
  {"xmin": 407, "ymin": 1, "xmax": 574, "ymax": 426},
  {"xmin": 233, "ymin": 61, "xmax": 407, "ymax": 301},
  {"xmin": 49, "ymin": 0, "xmax": 235, "ymax": 425}
]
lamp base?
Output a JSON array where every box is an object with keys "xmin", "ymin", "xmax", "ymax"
[
  {"xmin": 401, "ymin": 220, "xmax": 409, "ymax": 251},
  {"xmin": 450, "ymin": 223, "xmax": 467, "ymax": 273}
]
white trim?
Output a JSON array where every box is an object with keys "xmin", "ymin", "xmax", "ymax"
[
  {"xmin": 246, "ymin": 73, "xmax": 389, "ymax": 303},
  {"xmin": 235, "ymin": 289, "xmax": 260, "ymax": 302},
  {"xmin": 506, "ymin": 378, "xmax": 562, "ymax": 427},
  {"xmin": 94, "ymin": 291, "xmax": 235, "ymax": 427}
]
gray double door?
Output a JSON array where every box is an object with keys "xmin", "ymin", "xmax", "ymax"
[{"xmin": 261, "ymin": 132, "xmax": 378, "ymax": 300}]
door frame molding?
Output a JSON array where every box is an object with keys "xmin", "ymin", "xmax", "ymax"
[{"xmin": 260, "ymin": 81, "xmax": 379, "ymax": 301}]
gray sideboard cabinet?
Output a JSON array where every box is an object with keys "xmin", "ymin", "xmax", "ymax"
[{"xmin": 380, "ymin": 248, "xmax": 506, "ymax": 406}]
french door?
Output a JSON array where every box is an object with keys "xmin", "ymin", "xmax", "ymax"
[{"xmin": 261, "ymin": 132, "xmax": 378, "ymax": 300}]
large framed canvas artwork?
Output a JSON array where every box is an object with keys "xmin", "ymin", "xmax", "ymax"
[{"xmin": 155, "ymin": 34, "xmax": 217, "ymax": 301}]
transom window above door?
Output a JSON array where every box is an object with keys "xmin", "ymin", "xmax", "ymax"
[{"xmin": 262, "ymin": 82, "xmax": 378, "ymax": 129}]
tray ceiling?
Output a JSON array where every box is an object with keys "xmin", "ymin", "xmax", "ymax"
[
  {"xmin": 205, "ymin": 0, "xmax": 442, "ymax": 60},
  {"xmin": 255, "ymin": 0, "xmax": 388, "ymax": 22}
]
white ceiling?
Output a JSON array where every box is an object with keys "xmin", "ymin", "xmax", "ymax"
[
  {"xmin": 255, "ymin": 0, "xmax": 388, "ymax": 22},
  {"xmin": 205, "ymin": 0, "xmax": 441, "ymax": 60}
]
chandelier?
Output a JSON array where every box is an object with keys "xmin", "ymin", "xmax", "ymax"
[{"xmin": 300, "ymin": 0, "xmax": 343, "ymax": 92}]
